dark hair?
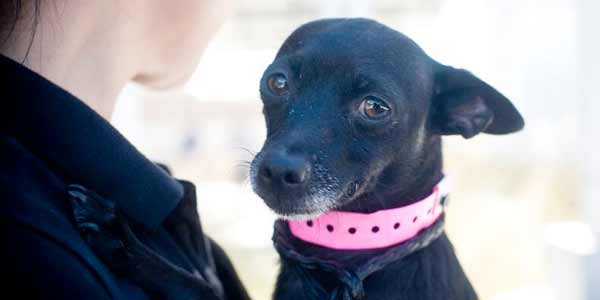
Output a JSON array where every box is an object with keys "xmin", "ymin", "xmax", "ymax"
[{"xmin": 1, "ymin": 0, "xmax": 40, "ymax": 61}]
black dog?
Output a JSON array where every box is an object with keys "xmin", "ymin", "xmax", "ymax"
[{"xmin": 250, "ymin": 18, "xmax": 524, "ymax": 300}]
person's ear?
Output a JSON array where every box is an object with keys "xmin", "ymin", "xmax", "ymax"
[{"xmin": 429, "ymin": 64, "xmax": 524, "ymax": 139}]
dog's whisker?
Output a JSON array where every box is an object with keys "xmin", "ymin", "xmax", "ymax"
[{"xmin": 233, "ymin": 146, "xmax": 258, "ymax": 158}]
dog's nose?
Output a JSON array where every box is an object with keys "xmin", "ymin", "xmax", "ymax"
[{"xmin": 259, "ymin": 152, "xmax": 311, "ymax": 188}]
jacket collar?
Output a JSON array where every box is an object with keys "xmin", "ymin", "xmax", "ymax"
[{"xmin": 0, "ymin": 55, "xmax": 183, "ymax": 230}]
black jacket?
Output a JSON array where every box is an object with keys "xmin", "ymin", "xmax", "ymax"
[{"xmin": 0, "ymin": 55, "xmax": 248, "ymax": 300}]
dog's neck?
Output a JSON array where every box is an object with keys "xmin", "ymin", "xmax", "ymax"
[
  {"xmin": 341, "ymin": 137, "xmax": 444, "ymax": 213},
  {"xmin": 271, "ymin": 139, "xmax": 472, "ymax": 300},
  {"xmin": 277, "ymin": 137, "xmax": 446, "ymax": 260}
]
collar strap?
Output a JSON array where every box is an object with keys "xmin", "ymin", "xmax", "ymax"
[
  {"xmin": 273, "ymin": 214, "xmax": 446, "ymax": 300},
  {"xmin": 288, "ymin": 178, "xmax": 449, "ymax": 250}
]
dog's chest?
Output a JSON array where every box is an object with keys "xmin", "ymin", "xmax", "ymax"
[
  {"xmin": 275, "ymin": 265, "xmax": 476, "ymax": 300},
  {"xmin": 274, "ymin": 235, "xmax": 478, "ymax": 300}
]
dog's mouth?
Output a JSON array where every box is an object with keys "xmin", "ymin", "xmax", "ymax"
[
  {"xmin": 270, "ymin": 194, "xmax": 340, "ymax": 220},
  {"xmin": 257, "ymin": 181, "xmax": 363, "ymax": 220},
  {"xmin": 250, "ymin": 153, "xmax": 366, "ymax": 219}
]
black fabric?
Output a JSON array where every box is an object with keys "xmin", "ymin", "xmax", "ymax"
[
  {"xmin": 0, "ymin": 133, "xmax": 147, "ymax": 300},
  {"xmin": 0, "ymin": 55, "xmax": 182, "ymax": 229},
  {"xmin": 68, "ymin": 183, "xmax": 227, "ymax": 300},
  {"xmin": 0, "ymin": 54, "xmax": 238, "ymax": 299},
  {"xmin": 272, "ymin": 216, "xmax": 446, "ymax": 300},
  {"xmin": 1, "ymin": 222, "xmax": 114, "ymax": 300}
]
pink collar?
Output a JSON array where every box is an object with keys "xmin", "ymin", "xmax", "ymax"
[{"xmin": 288, "ymin": 178, "xmax": 450, "ymax": 250}]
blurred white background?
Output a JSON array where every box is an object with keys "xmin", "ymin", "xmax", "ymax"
[{"xmin": 112, "ymin": 0, "xmax": 600, "ymax": 299}]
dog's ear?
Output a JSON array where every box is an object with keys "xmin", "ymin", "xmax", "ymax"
[{"xmin": 430, "ymin": 64, "xmax": 524, "ymax": 139}]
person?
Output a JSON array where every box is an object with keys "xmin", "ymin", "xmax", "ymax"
[{"xmin": 0, "ymin": 1, "xmax": 249, "ymax": 299}]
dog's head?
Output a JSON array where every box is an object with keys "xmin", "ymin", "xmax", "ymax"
[{"xmin": 250, "ymin": 18, "xmax": 524, "ymax": 219}]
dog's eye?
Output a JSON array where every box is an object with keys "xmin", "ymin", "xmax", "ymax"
[
  {"xmin": 360, "ymin": 96, "xmax": 391, "ymax": 119},
  {"xmin": 267, "ymin": 73, "xmax": 289, "ymax": 96}
]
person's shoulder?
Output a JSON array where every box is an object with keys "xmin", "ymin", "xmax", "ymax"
[
  {"xmin": 0, "ymin": 133, "xmax": 66, "ymax": 220},
  {"xmin": 0, "ymin": 134, "xmax": 149, "ymax": 300},
  {"xmin": 0, "ymin": 222, "xmax": 113, "ymax": 300},
  {"xmin": 0, "ymin": 133, "xmax": 65, "ymax": 190}
]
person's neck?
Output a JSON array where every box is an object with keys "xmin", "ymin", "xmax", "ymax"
[{"xmin": 0, "ymin": 2, "xmax": 146, "ymax": 120}]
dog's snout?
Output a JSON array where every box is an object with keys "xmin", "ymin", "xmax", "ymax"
[{"xmin": 259, "ymin": 151, "xmax": 311, "ymax": 189}]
